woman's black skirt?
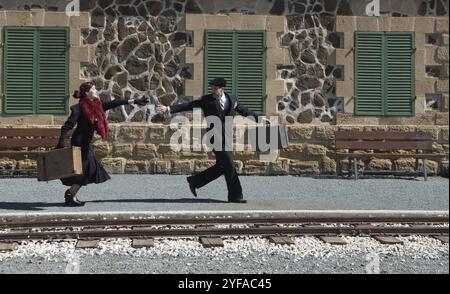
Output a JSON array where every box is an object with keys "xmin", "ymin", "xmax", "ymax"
[{"xmin": 61, "ymin": 145, "xmax": 110, "ymax": 186}]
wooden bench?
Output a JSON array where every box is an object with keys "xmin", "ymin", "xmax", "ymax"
[
  {"xmin": 0, "ymin": 128, "xmax": 71, "ymax": 175},
  {"xmin": 329, "ymin": 131, "xmax": 447, "ymax": 181}
]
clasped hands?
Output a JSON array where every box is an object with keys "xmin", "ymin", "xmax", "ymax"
[
  {"xmin": 155, "ymin": 106, "xmax": 270, "ymax": 125},
  {"xmin": 130, "ymin": 96, "xmax": 149, "ymax": 106}
]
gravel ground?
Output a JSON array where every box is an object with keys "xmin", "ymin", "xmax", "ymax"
[
  {"xmin": 0, "ymin": 175, "xmax": 448, "ymax": 212},
  {"xmin": 0, "ymin": 236, "xmax": 448, "ymax": 274}
]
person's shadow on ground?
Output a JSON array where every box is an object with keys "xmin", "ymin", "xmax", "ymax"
[
  {"xmin": 0, "ymin": 202, "xmax": 67, "ymax": 211},
  {"xmin": 89, "ymin": 198, "xmax": 229, "ymax": 204},
  {"xmin": 0, "ymin": 198, "xmax": 228, "ymax": 211}
]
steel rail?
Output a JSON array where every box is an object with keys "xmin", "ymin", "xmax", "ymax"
[
  {"xmin": 0, "ymin": 224, "xmax": 448, "ymax": 241},
  {"xmin": 1, "ymin": 215, "xmax": 448, "ymax": 229}
]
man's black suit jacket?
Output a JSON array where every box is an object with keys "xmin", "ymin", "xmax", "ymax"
[
  {"xmin": 169, "ymin": 92, "xmax": 259, "ymax": 121},
  {"xmin": 169, "ymin": 92, "xmax": 260, "ymax": 148}
]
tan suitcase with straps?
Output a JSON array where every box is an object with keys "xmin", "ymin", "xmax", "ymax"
[{"xmin": 37, "ymin": 147, "xmax": 82, "ymax": 181}]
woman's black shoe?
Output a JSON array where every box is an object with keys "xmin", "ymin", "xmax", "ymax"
[{"xmin": 64, "ymin": 190, "xmax": 85, "ymax": 207}]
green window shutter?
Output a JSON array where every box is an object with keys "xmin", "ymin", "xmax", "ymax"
[
  {"xmin": 355, "ymin": 32, "xmax": 415, "ymax": 116},
  {"xmin": 3, "ymin": 28, "xmax": 36, "ymax": 114},
  {"xmin": 355, "ymin": 32, "xmax": 384, "ymax": 115},
  {"xmin": 2, "ymin": 27, "xmax": 68, "ymax": 115},
  {"xmin": 385, "ymin": 32, "xmax": 414, "ymax": 116},
  {"xmin": 236, "ymin": 31, "xmax": 266, "ymax": 114},
  {"xmin": 204, "ymin": 30, "xmax": 266, "ymax": 114},
  {"xmin": 37, "ymin": 28, "xmax": 69, "ymax": 114},
  {"xmin": 204, "ymin": 31, "xmax": 235, "ymax": 95}
]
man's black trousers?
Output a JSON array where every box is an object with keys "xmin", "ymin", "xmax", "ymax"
[{"xmin": 189, "ymin": 150, "xmax": 243, "ymax": 199}]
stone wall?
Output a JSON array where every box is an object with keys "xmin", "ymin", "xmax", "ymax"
[
  {"xmin": 1, "ymin": 124, "xmax": 448, "ymax": 177},
  {"xmin": 331, "ymin": 15, "xmax": 450, "ymax": 125},
  {"xmin": 1, "ymin": 0, "xmax": 448, "ymax": 16},
  {"xmin": 0, "ymin": 9, "xmax": 91, "ymax": 125},
  {"xmin": 0, "ymin": 0, "xmax": 448, "ymax": 126}
]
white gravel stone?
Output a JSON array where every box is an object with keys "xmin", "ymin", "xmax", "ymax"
[
  {"xmin": 0, "ymin": 235, "xmax": 447, "ymax": 263},
  {"xmin": 0, "ymin": 240, "xmax": 77, "ymax": 262}
]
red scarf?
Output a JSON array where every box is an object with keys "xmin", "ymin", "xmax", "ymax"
[{"xmin": 79, "ymin": 97, "xmax": 109, "ymax": 139}]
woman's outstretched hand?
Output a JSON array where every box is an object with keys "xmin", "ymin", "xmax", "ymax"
[{"xmin": 133, "ymin": 96, "xmax": 149, "ymax": 106}]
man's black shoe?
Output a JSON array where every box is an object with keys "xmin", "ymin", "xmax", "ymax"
[
  {"xmin": 187, "ymin": 177, "xmax": 197, "ymax": 197},
  {"xmin": 228, "ymin": 196, "xmax": 247, "ymax": 204}
]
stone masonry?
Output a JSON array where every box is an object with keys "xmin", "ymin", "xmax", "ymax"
[
  {"xmin": 0, "ymin": 1, "xmax": 448, "ymax": 177},
  {"xmin": 0, "ymin": 124, "xmax": 448, "ymax": 177},
  {"xmin": 0, "ymin": 0, "xmax": 448, "ymax": 126}
]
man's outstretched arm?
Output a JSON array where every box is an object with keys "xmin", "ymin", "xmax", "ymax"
[
  {"xmin": 234, "ymin": 102, "xmax": 259, "ymax": 121},
  {"xmin": 234, "ymin": 102, "xmax": 271, "ymax": 125},
  {"xmin": 157, "ymin": 99, "xmax": 202, "ymax": 114}
]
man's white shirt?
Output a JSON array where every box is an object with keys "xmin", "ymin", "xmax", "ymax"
[{"xmin": 218, "ymin": 93, "xmax": 227, "ymax": 111}]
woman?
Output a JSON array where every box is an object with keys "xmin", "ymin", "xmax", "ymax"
[{"xmin": 56, "ymin": 82, "xmax": 148, "ymax": 206}]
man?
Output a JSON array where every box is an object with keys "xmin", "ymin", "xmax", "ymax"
[{"xmin": 156, "ymin": 77, "xmax": 267, "ymax": 203}]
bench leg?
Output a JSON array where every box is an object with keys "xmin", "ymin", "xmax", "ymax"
[
  {"xmin": 414, "ymin": 159, "xmax": 419, "ymax": 178},
  {"xmin": 423, "ymin": 159, "xmax": 428, "ymax": 181},
  {"xmin": 348, "ymin": 158, "xmax": 353, "ymax": 177},
  {"xmin": 337, "ymin": 160, "xmax": 342, "ymax": 177},
  {"xmin": 347, "ymin": 158, "xmax": 351, "ymax": 176},
  {"xmin": 354, "ymin": 158, "xmax": 359, "ymax": 180}
]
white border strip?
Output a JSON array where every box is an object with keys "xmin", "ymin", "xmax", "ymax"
[{"xmin": 0, "ymin": 210, "xmax": 448, "ymax": 220}]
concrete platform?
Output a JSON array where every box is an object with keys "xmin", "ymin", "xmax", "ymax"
[
  {"xmin": 0, "ymin": 210, "xmax": 447, "ymax": 224},
  {"xmin": 0, "ymin": 175, "xmax": 448, "ymax": 214}
]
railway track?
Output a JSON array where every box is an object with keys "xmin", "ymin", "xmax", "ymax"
[{"xmin": 0, "ymin": 211, "xmax": 448, "ymax": 243}]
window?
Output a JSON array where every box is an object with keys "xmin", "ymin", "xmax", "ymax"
[
  {"xmin": 3, "ymin": 27, "xmax": 69, "ymax": 115},
  {"xmin": 204, "ymin": 30, "xmax": 266, "ymax": 113},
  {"xmin": 355, "ymin": 32, "xmax": 415, "ymax": 116}
]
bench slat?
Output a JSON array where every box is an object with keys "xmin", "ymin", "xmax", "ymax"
[
  {"xmin": 329, "ymin": 152, "xmax": 446, "ymax": 159},
  {"xmin": 335, "ymin": 131, "xmax": 432, "ymax": 141},
  {"xmin": 336, "ymin": 141, "xmax": 433, "ymax": 150},
  {"xmin": 0, "ymin": 128, "xmax": 62, "ymax": 137},
  {"xmin": 0, "ymin": 151, "xmax": 43, "ymax": 158},
  {"xmin": 0, "ymin": 138, "xmax": 65, "ymax": 148}
]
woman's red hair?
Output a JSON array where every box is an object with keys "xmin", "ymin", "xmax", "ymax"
[{"xmin": 73, "ymin": 82, "xmax": 94, "ymax": 99}]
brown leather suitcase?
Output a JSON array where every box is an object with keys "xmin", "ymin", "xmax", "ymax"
[{"xmin": 37, "ymin": 147, "xmax": 82, "ymax": 181}]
